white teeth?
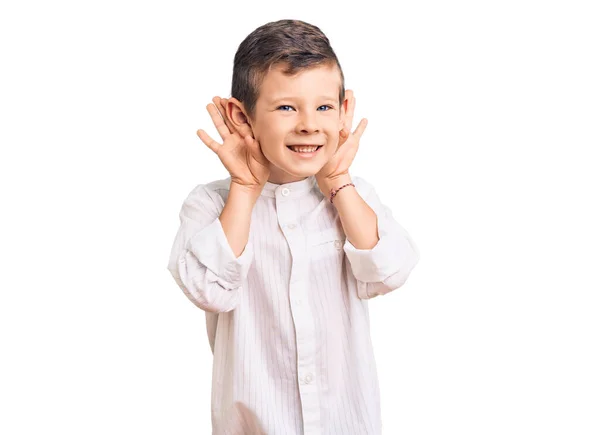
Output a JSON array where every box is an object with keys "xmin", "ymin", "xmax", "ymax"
[{"xmin": 290, "ymin": 146, "xmax": 319, "ymax": 153}]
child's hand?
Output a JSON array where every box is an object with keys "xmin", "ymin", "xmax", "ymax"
[
  {"xmin": 197, "ymin": 97, "xmax": 271, "ymax": 196},
  {"xmin": 315, "ymin": 90, "xmax": 368, "ymax": 192}
]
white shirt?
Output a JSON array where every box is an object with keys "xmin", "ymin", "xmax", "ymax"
[{"xmin": 167, "ymin": 174, "xmax": 419, "ymax": 435}]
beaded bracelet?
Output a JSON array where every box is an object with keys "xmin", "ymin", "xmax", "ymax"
[{"xmin": 329, "ymin": 182, "xmax": 355, "ymax": 204}]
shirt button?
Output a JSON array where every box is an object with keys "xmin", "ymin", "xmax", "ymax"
[
  {"xmin": 334, "ymin": 240, "xmax": 343, "ymax": 249},
  {"xmin": 294, "ymin": 299, "xmax": 302, "ymax": 306},
  {"xmin": 288, "ymin": 223, "xmax": 297, "ymax": 229},
  {"xmin": 304, "ymin": 373, "xmax": 313, "ymax": 384},
  {"xmin": 281, "ymin": 187, "xmax": 290, "ymax": 196}
]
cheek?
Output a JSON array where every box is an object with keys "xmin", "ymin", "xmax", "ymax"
[
  {"xmin": 256, "ymin": 120, "xmax": 287, "ymax": 141},
  {"xmin": 328, "ymin": 126, "xmax": 341, "ymax": 145},
  {"xmin": 254, "ymin": 131, "xmax": 284, "ymax": 159},
  {"xmin": 330, "ymin": 118, "xmax": 343, "ymax": 133}
]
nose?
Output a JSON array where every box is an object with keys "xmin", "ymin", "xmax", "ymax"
[{"xmin": 296, "ymin": 110, "xmax": 319, "ymax": 134}]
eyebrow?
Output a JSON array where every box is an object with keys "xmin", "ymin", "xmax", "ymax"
[{"xmin": 270, "ymin": 96, "xmax": 338, "ymax": 104}]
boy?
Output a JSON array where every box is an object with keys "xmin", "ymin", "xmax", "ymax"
[{"xmin": 167, "ymin": 19, "xmax": 419, "ymax": 435}]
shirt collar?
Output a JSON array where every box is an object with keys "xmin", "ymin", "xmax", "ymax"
[{"xmin": 260, "ymin": 175, "xmax": 318, "ymax": 199}]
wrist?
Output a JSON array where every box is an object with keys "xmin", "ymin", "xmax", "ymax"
[
  {"xmin": 230, "ymin": 182, "xmax": 262, "ymax": 203},
  {"xmin": 320, "ymin": 173, "xmax": 353, "ymax": 197}
]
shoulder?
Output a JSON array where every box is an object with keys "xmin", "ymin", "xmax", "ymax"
[{"xmin": 180, "ymin": 176, "xmax": 233, "ymax": 215}]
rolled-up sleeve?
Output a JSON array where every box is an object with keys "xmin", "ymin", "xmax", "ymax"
[
  {"xmin": 343, "ymin": 178, "xmax": 420, "ymax": 299},
  {"xmin": 167, "ymin": 186, "xmax": 254, "ymax": 313}
]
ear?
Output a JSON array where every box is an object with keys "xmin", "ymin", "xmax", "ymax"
[
  {"xmin": 226, "ymin": 97, "xmax": 255, "ymax": 139},
  {"xmin": 341, "ymin": 93, "xmax": 350, "ymax": 113},
  {"xmin": 339, "ymin": 93, "xmax": 350, "ymax": 129}
]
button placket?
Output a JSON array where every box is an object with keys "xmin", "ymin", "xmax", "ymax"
[{"xmin": 276, "ymin": 187, "xmax": 321, "ymax": 431}]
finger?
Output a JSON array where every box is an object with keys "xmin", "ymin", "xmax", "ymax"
[
  {"xmin": 213, "ymin": 97, "xmax": 236, "ymax": 134},
  {"xmin": 245, "ymin": 135, "xmax": 269, "ymax": 166},
  {"xmin": 336, "ymin": 126, "xmax": 350, "ymax": 150},
  {"xmin": 206, "ymin": 102, "xmax": 231, "ymax": 141},
  {"xmin": 352, "ymin": 118, "xmax": 368, "ymax": 141},
  {"xmin": 212, "ymin": 96, "xmax": 227, "ymax": 121},
  {"xmin": 196, "ymin": 128, "xmax": 221, "ymax": 154}
]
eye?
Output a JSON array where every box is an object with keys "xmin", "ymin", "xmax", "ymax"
[{"xmin": 276, "ymin": 105, "xmax": 334, "ymax": 111}]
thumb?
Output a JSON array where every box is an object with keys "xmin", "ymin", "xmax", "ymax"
[
  {"xmin": 337, "ymin": 127, "xmax": 350, "ymax": 150},
  {"xmin": 245, "ymin": 135, "xmax": 267, "ymax": 164}
]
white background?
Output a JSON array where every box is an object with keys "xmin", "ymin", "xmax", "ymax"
[{"xmin": 1, "ymin": 0, "xmax": 599, "ymax": 433}]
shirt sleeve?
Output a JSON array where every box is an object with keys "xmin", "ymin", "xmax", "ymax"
[
  {"xmin": 342, "ymin": 177, "xmax": 420, "ymax": 299},
  {"xmin": 167, "ymin": 185, "xmax": 254, "ymax": 313}
]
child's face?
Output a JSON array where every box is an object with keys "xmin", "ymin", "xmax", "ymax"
[{"xmin": 249, "ymin": 64, "xmax": 346, "ymax": 184}]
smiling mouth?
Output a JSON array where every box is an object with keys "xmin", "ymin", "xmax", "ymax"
[{"xmin": 286, "ymin": 145, "xmax": 323, "ymax": 153}]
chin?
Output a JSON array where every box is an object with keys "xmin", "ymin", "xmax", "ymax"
[{"xmin": 282, "ymin": 167, "xmax": 316, "ymax": 177}]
